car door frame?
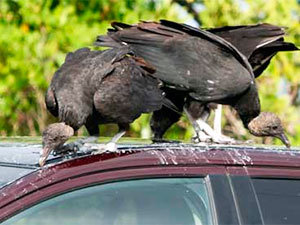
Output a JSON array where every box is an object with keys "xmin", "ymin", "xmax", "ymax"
[{"xmin": 0, "ymin": 164, "xmax": 241, "ymax": 225}]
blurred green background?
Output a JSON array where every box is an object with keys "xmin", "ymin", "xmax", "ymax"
[{"xmin": 0, "ymin": 0, "xmax": 299, "ymax": 145}]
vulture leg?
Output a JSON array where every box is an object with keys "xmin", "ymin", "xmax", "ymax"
[
  {"xmin": 190, "ymin": 107, "xmax": 212, "ymax": 143},
  {"xmin": 151, "ymin": 106, "xmax": 182, "ymax": 143},
  {"xmin": 92, "ymin": 124, "xmax": 127, "ymax": 155},
  {"xmin": 184, "ymin": 107, "xmax": 236, "ymax": 144},
  {"xmin": 212, "ymin": 105, "xmax": 235, "ymax": 142},
  {"xmin": 151, "ymin": 89, "xmax": 186, "ymax": 143},
  {"xmin": 213, "ymin": 104, "xmax": 222, "ymax": 135},
  {"xmin": 209, "ymin": 104, "xmax": 235, "ymax": 143}
]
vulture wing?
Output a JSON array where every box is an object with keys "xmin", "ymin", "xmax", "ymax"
[{"xmin": 96, "ymin": 20, "xmax": 253, "ymax": 102}]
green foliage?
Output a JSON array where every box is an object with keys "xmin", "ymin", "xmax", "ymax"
[
  {"xmin": 0, "ymin": 0, "xmax": 299, "ymax": 146},
  {"xmin": 0, "ymin": 0, "xmax": 184, "ymax": 135}
]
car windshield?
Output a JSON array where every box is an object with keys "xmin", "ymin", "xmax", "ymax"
[
  {"xmin": 3, "ymin": 178, "xmax": 213, "ymax": 225},
  {"xmin": 0, "ymin": 143, "xmax": 40, "ymax": 188}
]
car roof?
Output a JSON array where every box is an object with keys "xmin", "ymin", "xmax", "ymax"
[{"xmin": 1, "ymin": 137, "xmax": 300, "ymax": 188}]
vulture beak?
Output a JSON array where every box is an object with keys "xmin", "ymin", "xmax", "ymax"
[
  {"xmin": 39, "ymin": 146, "xmax": 52, "ymax": 167},
  {"xmin": 275, "ymin": 133, "xmax": 290, "ymax": 148}
]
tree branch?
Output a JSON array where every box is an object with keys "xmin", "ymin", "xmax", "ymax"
[{"xmin": 172, "ymin": 0, "xmax": 202, "ymax": 26}]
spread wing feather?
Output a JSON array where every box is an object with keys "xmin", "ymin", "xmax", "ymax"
[
  {"xmin": 96, "ymin": 20, "xmax": 253, "ymax": 102},
  {"xmin": 207, "ymin": 24, "xmax": 298, "ymax": 77},
  {"xmin": 207, "ymin": 23, "xmax": 285, "ymax": 58}
]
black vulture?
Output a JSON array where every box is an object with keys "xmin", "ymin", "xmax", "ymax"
[
  {"xmin": 170, "ymin": 23, "xmax": 299, "ymax": 143},
  {"xmin": 95, "ymin": 20, "xmax": 295, "ymax": 147},
  {"xmin": 40, "ymin": 47, "xmax": 171, "ymax": 166}
]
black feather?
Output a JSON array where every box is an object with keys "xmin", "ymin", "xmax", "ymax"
[{"xmin": 46, "ymin": 47, "xmax": 167, "ymax": 135}]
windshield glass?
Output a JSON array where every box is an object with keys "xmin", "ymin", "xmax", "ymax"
[
  {"xmin": 0, "ymin": 166, "xmax": 35, "ymax": 188},
  {"xmin": 252, "ymin": 178, "xmax": 300, "ymax": 225},
  {"xmin": 3, "ymin": 178, "xmax": 213, "ymax": 225}
]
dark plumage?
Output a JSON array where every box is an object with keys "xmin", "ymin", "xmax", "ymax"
[
  {"xmin": 41, "ymin": 47, "xmax": 168, "ymax": 166},
  {"xmin": 207, "ymin": 23, "xmax": 299, "ymax": 78},
  {"xmin": 95, "ymin": 20, "xmax": 296, "ymax": 147},
  {"xmin": 179, "ymin": 23, "xmax": 299, "ymax": 143},
  {"xmin": 150, "ymin": 23, "xmax": 298, "ymax": 142}
]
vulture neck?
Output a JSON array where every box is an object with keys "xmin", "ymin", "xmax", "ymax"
[{"xmin": 233, "ymin": 83, "xmax": 261, "ymax": 129}]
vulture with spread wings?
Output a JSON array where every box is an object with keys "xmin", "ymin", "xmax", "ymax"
[{"xmin": 95, "ymin": 20, "xmax": 294, "ymax": 147}]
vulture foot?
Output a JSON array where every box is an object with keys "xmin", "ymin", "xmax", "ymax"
[
  {"xmin": 92, "ymin": 130, "xmax": 125, "ymax": 155},
  {"xmin": 190, "ymin": 115, "xmax": 236, "ymax": 144},
  {"xmin": 53, "ymin": 136, "xmax": 98, "ymax": 156},
  {"xmin": 192, "ymin": 131, "xmax": 212, "ymax": 143}
]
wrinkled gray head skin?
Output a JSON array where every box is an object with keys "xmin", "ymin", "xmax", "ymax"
[
  {"xmin": 40, "ymin": 122, "xmax": 74, "ymax": 166},
  {"xmin": 248, "ymin": 112, "xmax": 290, "ymax": 148}
]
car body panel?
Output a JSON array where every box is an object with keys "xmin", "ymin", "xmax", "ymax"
[
  {"xmin": 1, "ymin": 140, "xmax": 300, "ymax": 222},
  {"xmin": 0, "ymin": 166, "xmax": 226, "ymax": 220}
]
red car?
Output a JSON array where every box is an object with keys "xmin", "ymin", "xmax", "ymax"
[{"xmin": 1, "ymin": 140, "xmax": 300, "ymax": 225}]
